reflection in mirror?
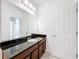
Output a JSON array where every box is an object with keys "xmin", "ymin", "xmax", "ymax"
[
  {"xmin": 8, "ymin": 0, "xmax": 36, "ymax": 15},
  {"xmin": 0, "ymin": 0, "xmax": 37, "ymax": 42},
  {"xmin": 10, "ymin": 17, "xmax": 21, "ymax": 39}
]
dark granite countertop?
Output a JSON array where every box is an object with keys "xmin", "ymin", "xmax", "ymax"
[{"xmin": 0, "ymin": 34, "xmax": 46, "ymax": 50}]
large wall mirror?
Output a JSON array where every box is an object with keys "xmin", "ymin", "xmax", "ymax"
[{"xmin": 1, "ymin": 0, "xmax": 38, "ymax": 42}]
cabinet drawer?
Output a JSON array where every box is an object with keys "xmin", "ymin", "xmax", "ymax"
[
  {"xmin": 39, "ymin": 39, "xmax": 46, "ymax": 45},
  {"xmin": 14, "ymin": 50, "xmax": 29, "ymax": 59},
  {"xmin": 28, "ymin": 44, "xmax": 38, "ymax": 53}
]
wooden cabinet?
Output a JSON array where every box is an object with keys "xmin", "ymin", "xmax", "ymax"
[
  {"xmin": 39, "ymin": 44, "xmax": 43, "ymax": 58},
  {"xmin": 31, "ymin": 48, "xmax": 38, "ymax": 59},
  {"xmin": 13, "ymin": 49, "xmax": 29, "ymax": 59},
  {"xmin": 43, "ymin": 40, "xmax": 46, "ymax": 53},
  {"xmin": 25, "ymin": 56, "xmax": 30, "ymax": 59},
  {"xmin": 39, "ymin": 39, "xmax": 46, "ymax": 58},
  {"xmin": 13, "ymin": 39, "xmax": 46, "ymax": 59}
]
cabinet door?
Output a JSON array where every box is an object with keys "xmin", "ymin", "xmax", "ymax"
[
  {"xmin": 31, "ymin": 48, "xmax": 38, "ymax": 59},
  {"xmin": 25, "ymin": 56, "xmax": 30, "ymax": 59},
  {"xmin": 43, "ymin": 41, "xmax": 46, "ymax": 53},
  {"xmin": 39, "ymin": 44, "xmax": 43, "ymax": 58}
]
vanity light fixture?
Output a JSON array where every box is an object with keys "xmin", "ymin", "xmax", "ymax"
[
  {"xmin": 21, "ymin": 0, "xmax": 36, "ymax": 11},
  {"xmin": 32, "ymin": 6, "xmax": 36, "ymax": 11},
  {"xmin": 21, "ymin": 0, "xmax": 29, "ymax": 6},
  {"xmin": 20, "ymin": 0, "xmax": 36, "ymax": 15},
  {"xmin": 29, "ymin": 3, "xmax": 32, "ymax": 9}
]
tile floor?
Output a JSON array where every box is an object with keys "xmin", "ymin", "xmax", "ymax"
[{"xmin": 41, "ymin": 51, "xmax": 59, "ymax": 59}]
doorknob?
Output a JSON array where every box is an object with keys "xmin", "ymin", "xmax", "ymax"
[
  {"xmin": 53, "ymin": 35, "xmax": 57, "ymax": 39},
  {"xmin": 53, "ymin": 35, "xmax": 56, "ymax": 37}
]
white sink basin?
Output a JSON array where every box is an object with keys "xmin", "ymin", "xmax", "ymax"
[{"xmin": 28, "ymin": 39, "xmax": 37, "ymax": 42}]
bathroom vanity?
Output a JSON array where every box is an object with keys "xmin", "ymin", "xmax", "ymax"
[
  {"xmin": 0, "ymin": 0, "xmax": 46, "ymax": 59},
  {"xmin": 1, "ymin": 34, "xmax": 46, "ymax": 59},
  {"xmin": 12, "ymin": 38, "xmax": 46, "ymax": 59}
]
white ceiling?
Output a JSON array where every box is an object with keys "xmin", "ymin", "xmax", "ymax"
[
  {"xmin": 29, "ymin": 0, "xmax": 49, "ymax": 6},
  {"xmin": 29, "ymin": 0, "xmax": 78, "ymax": 6}
]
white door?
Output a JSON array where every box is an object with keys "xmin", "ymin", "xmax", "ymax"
[
  {"xmin": 37, "ymin": 3, "xmax": 77, "ymax": 59},
  {"xmin": 52, "ymin": 6, "xmax": 77, "ymax": 59}
]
